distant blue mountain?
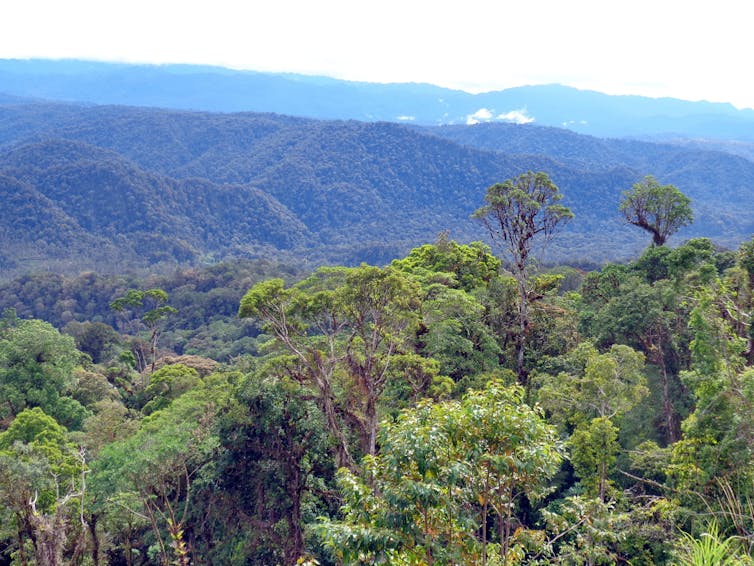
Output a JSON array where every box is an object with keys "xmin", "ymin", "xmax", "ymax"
[{"xmin": 1, "ymin": 59, "xmax": 753, "ymax": 140}]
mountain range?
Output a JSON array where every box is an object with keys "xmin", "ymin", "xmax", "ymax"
[
  {"xmin": 1, "ymin": 60, "xmax": 754, "ymax": 277},
  {"xmin": 3, "ymin": 59, "xmax": 754, "ymax": 140}
]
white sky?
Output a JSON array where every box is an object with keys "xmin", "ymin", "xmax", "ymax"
[{"xmin": 2, "ymin": 0, "xmax": 752, "ymax": 109}]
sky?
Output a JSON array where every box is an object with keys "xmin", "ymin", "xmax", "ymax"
[{"xmin": 2, "ymin": 0, "xmax": 752, "ymax": 109}]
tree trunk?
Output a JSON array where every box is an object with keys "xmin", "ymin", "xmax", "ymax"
[
  {"xmin": 365, "ymin": 392, "xmax": 378, "ymax": 458},
  {"xmin": 319, "ymin": 380, "xmax": 355, "ymax": 470},
  {"xmin": 598, "ymin": 461, "xmax": 607, "ymax": 502},
  {"xmin": 16, "ymin": 518, "xmax": 30, "ymax": 566},
  {"xmin": 89, "ymin": 514, "xmax": 100, "ymax": 566},
  {"xmin": 644, "ymin": 336, "xmax": 679, "ymax": 445},
  {"xmin": 516, "ymin": 277, "xmax": 528, "ymax": 385},
  {"xmin": 660, "ymin": 362, "xmax": 679, "ymax": 444},
  {"xmin": 31, "ymin": 513, "xmax": 67, "ymax": 566},
  {"xmin": 285, "ymin": 463, "xmax": 305, "ymax": 564},
  {"xmin": 150, "ymin": 328, "xmax": 158, "ymax": 372}
]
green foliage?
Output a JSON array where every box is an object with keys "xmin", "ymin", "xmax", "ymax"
[
  {"xmin": 537, "ymin": 342, "xmax": 648, "ymax": 426},
  {"xmin": 91, "ymin": 373, "xmax": 232, "ymax": 565},
  {"xmin": 217, "ymin": 372, "xmax": 334, "ymax": 564},
  {"xmin": 2, "ymin": 235, "xmax": 754, "ymax": 564},
  {"xmin": 1, "ymin": 416, "xmax": 82, "ymax": 542},
  {"xmin": 630, "ymin": 238, "xmax": 717, "ymax": 285},
  {"xmin": 669, "ymin": 282, "xmax": 754, "ymax": 505},
  {"xmin": 473, "ymin": 171, "xmax": 573, "ymax": 381},
  {"xmin": 64, "ymin": 320, "xmax": 122, "ymax": 363},
  {"xmin": 318, "ymin": 381, "xmax": 563, "ymax": 564},
  {"xmin": 142, "ymin": 363, "xmax": 200, "ymax": 415},
  {"xmin": 0, "ymin": 406, "xmax": 68, "ymax": 454},
  {"xmin": 382, "ymin": 353, "xmax": 453, "ymax": 409},
  {"xmin": 110, "ymin": 288, "xmax": 177, "ymax": 331},
  {"xmin": 472, "ymin": 171, "xmax": 574, "ymax": 272},
  {"xmin": 0, "ymin": 259, "xmax": 296, "ymax": 362},
  {"xmin": 0, "ymin": 318, "xmax": 90, "ymax": 429},
  {"xmin": 537, "ymin": 496, "xmax": 629, "ymax": 565},
  {"xmin": 674, "ymin": 522, "xmax": 752, "ymax": 566},
  {"xmin": 579, "ymin": 250, "xmax": 698, "ymax": 444},
  {"xmin": 111, "ymin": 287, "xmax": 177, "ymax": 372},
  {"xmin": 391, "ymin": 235, "xmax": 501, "ymax": 292},
  {"xmin": 240, "ymin": 264, "xmax": 422, "ymax": 466},
  {"xmin": 420, "ymin": 286, "xmax": 502, "ymax": 381},
  {"xmin": 81, "ymin": 398, "xmax": 140, "ymax": 455},
  {"xmin": 569, "ymin": 417, "xmax": 619, "ymax": 500},
  {"xmin": 619, "ymin": 175, "xmax": 693, "ymax": 246},
  {"xmin": 739, "ymin": 236, "xmax": 754, "ymax": 280}
]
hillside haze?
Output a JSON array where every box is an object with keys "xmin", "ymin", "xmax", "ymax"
[{"xmin": 2, "ymin": 59, "xmax": 754, "ymax": 140}]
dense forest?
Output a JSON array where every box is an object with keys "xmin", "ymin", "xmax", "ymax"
[
  {"xmin": 4, "ymin": 99, "xmax": 754, "ymax": 278},
  {"xmin": 3, "ymin": 169, "xmax": 754, "ymax": 565}
]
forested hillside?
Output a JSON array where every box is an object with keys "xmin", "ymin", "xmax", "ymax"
[
  {"xmin": 3, "ymin": 227, "xmax": 754, "ymax": 564},
  {"xmin": 2, "ymin": 100, "xmax": 754, "ymax": 276}
]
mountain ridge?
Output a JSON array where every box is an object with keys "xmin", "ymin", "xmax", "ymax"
[
  {"xmin": 2, "ymin": 98, "xmax": 754, "ymax": 277},
  {"xmin": 2, "ymin": 59, "xmax": 754, "ymax": 140}
]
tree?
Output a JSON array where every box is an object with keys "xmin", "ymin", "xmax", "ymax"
[
  {"xmin": 217, "ymin": 372, "xmax": 333, "ymax": 564},
  {"xmin": 239, "ymin": 265, "xmax": 420, "ymax": 468},
  {"xmin": 619, "ymin": 175, "xmax": 693, "ymax": 247},
  {"xmin": 537, "ymin": 343, "xmax": 647, "ymax": 501},
  {"xmin": 91, "ymin": 374, "xmax": 231, "ymax": 566},
  {"xmin": 110, "ymin": 288, "xmax": 177, "ymax": 373},
  {"xmin": 669, "ymin": 283, "xmax": 754, "ymax": 508},
  {"xmin": 391, "ymin": 235, "xmax": 501, "ymax": 293},
  {"xmin": 473, "ymin": 171, "xmax": 573, "ymax": 382},
  {"xmin": 63, "ymin": 321, "xmax": 121, "ymax": 365},
  {"xmin": 141, "ymin": 363, "xmax": 200, "ymax": 415},
  {"xmin": 0, "ymin": 318, "xmax": 89, "ymax": 429},
  {"xmin": 569, "ymin": 417, "xmax": 620, "ymax": 502},
  {"xmin": 461, "ymin": 382, "xmax": 563, "ymax": 563},
  {"xmin": 317, "ymin": 382, "xmax": 563, "ymax": 565},
  {"xmin": 537, "ymin": 342, "xmax": 648, "ymax": 427},
  {"xmin": 0, "ymin": 408, "xmax": 89, "ymax": 566},
  {"xmin": 420, "ymin": 286, "xmax": 501, "ymax": 382}
]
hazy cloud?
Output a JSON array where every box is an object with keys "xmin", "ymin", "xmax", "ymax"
[
  {"xmin": 467, "ymin": 107, "xmax": 535, "ymax": 125},
  {"xmin": 466, "ymin": 108, "xmax": 493, "ymax": 125},
  {"xmin": 497, "ymin": 109, "xmax": 535, "ymax": 124},
  {"xmin": 561, "ymin": 119, "xmax": 589, "ymax": 126},
  {"xmin": 396, "ymin": 115, "xmax": 415, "ymax": 121}
]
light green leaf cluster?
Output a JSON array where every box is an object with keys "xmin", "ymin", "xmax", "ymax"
[{"xmin": 318, "ymin": 381, "xmax": 563, "ymax": 564}]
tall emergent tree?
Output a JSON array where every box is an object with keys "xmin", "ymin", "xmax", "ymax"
[
  {"xmin": 473, "ymin": 171, "xmax": 573, "ymax": 382},
  {"xmin": 619, "ymin": 175, "xmax": 693, "ymax": 246},
  {"xmin": 110, "ymin": 288, "xmax": 177, "ymax": 374}
]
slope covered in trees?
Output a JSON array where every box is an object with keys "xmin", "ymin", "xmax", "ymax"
[{"xmin": 2, "ymin": 100, "xmax": 754, "ymax": 276}]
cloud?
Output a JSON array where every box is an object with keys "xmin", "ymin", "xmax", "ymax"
[
  {"xmin": 561, "ymin": 119, "xmax": 589, "ymax": 127},
  {"xmin": 467, "ymin": 107, "xmax": 535, "ymax": 125},
  {"xmin": 497, "ymin": 109, "xmax": 535, "ymax": 124},
  {"xmin": 466, "ymin": 108, "xmax": 494, "ymax": 125},
  {"xmin": 396, "ymin": 115, "xmax": 415, "ymax": 121}
]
